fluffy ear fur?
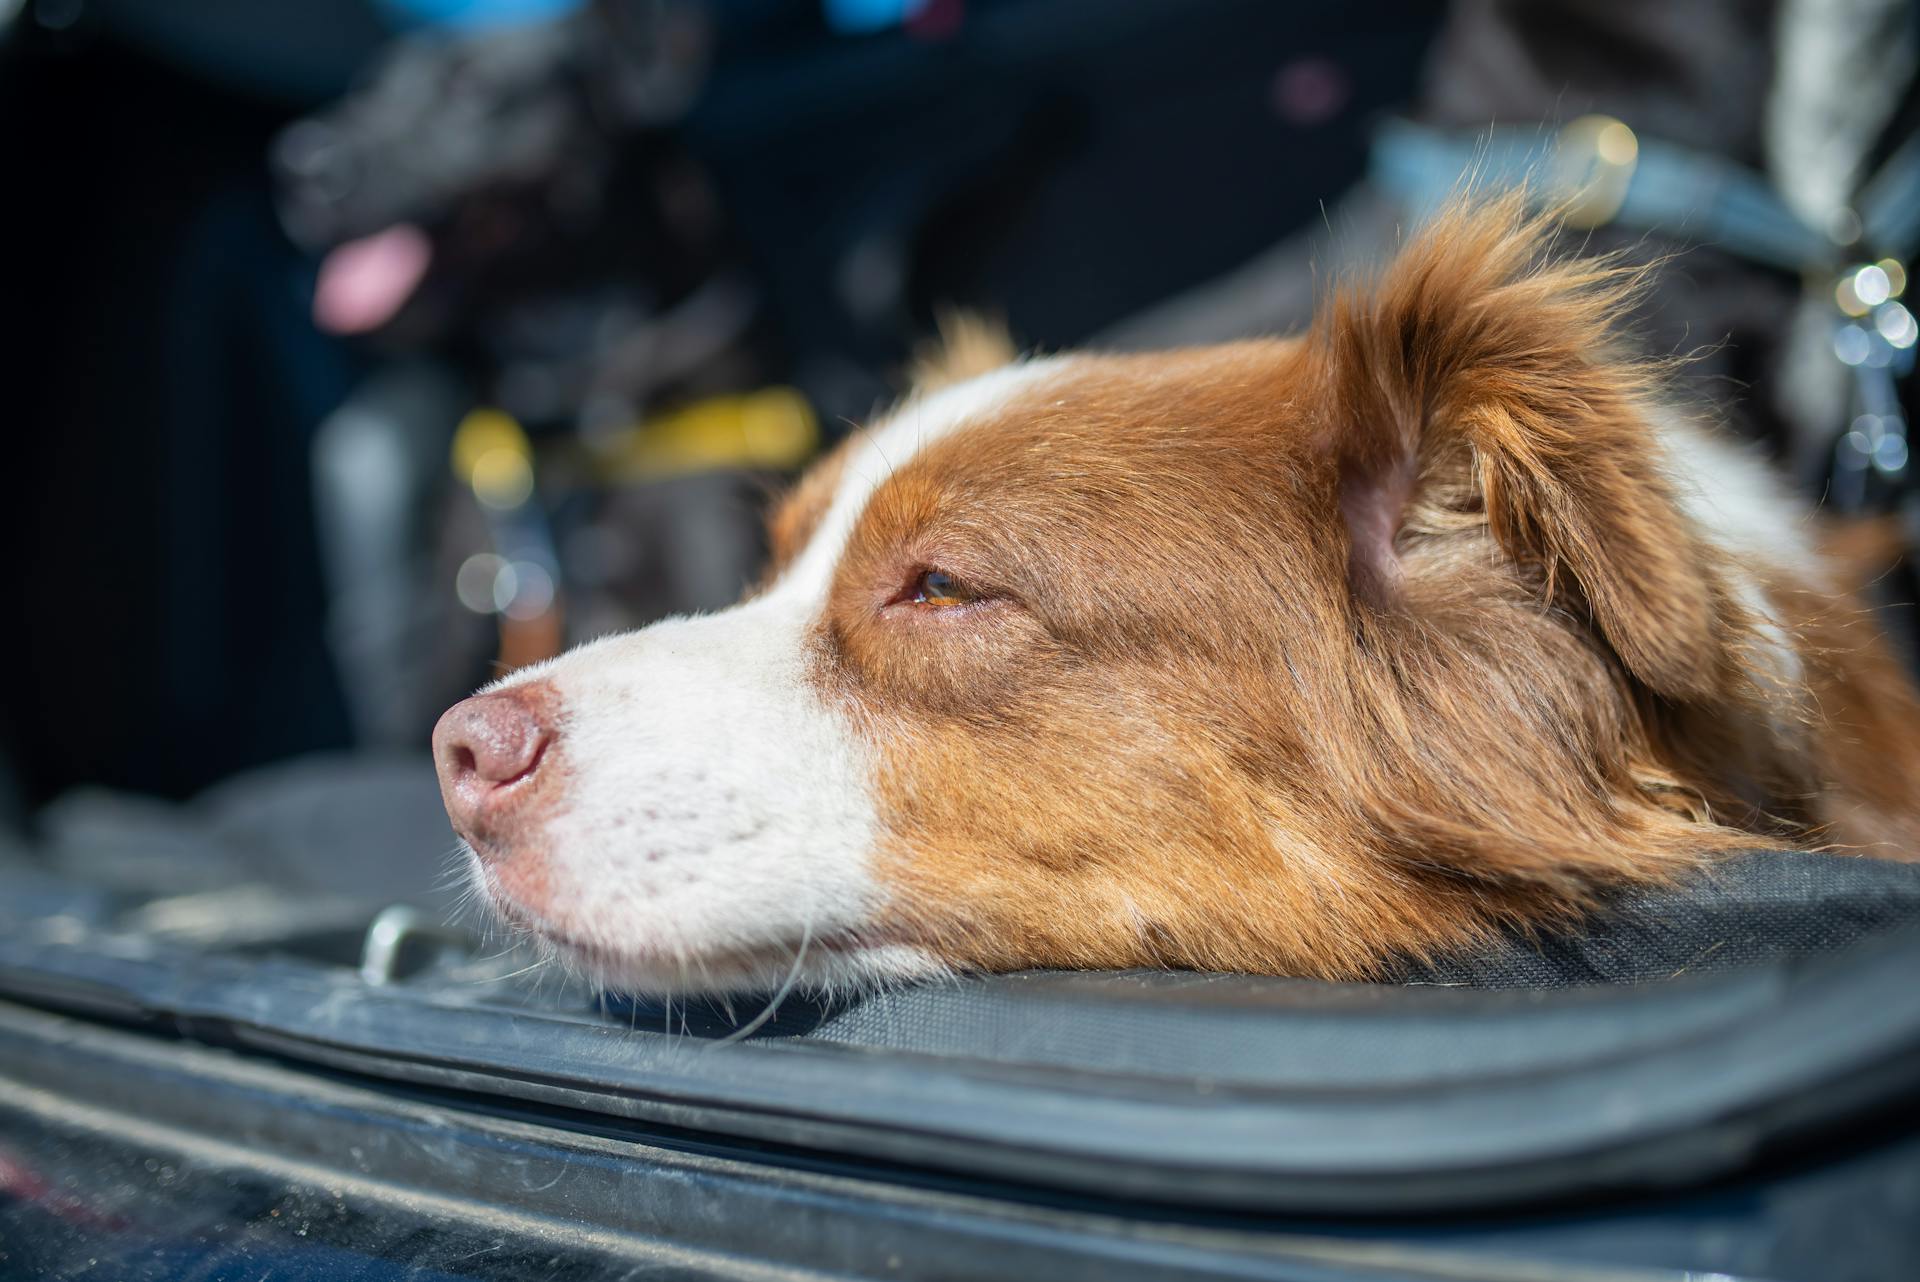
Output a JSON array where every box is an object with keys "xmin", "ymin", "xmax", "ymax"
[{"xmin": 1312, "ymin": 195, "xmax": 1732, "ymax": 703}]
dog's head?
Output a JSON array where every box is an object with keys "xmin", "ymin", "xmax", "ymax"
[{"xmin": 435, "ymin": 199, "xmax": 1784, "ymax": 995}]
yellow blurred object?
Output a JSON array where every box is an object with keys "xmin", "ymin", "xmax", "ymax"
[
  {"xmin": 498, "ymin": 609, "xmax": 564, "ymax": 673},
  {"xmin": 452, "ymin": 408, "xmax": 537, "ymax": 510},
  {"xmin": 1837, "ymin": 275, "xmax": 1869, "ymax": 317},
  {"xmin": 1876, "ymin": 258, "xmax": 1907, "ymax": 299},
  {"xmin": 1556, "ymin": 114, "xmax": 1639, "ymax": 230},
  {"xmin": 596, "ymin": 387, "xmax": 819, "ymax": 483}
]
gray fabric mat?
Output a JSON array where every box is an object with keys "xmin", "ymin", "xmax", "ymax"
[{"xmin": 25, "ymin": 755, "xmax": 1920, "ymax": 997}]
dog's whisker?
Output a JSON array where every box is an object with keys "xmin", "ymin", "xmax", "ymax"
[{"xmin": 713, "ymin": 920, "xmax": 812, "ymax": 1047}]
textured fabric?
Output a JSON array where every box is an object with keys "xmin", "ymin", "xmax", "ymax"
[{"xmin": 1391, "ymin": 849, "xmax": 1920, "ymax": 987}]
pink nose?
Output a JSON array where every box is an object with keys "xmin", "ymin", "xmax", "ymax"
[{"xmin": 432, "ymin": 684, "xmax": 555, "ymax": 846}]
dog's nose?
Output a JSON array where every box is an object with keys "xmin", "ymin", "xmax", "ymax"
[{"xmin": 433, "ymin": 685, "xmax": 555, "ymax": 843}]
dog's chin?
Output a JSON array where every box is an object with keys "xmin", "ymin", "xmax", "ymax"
[
  {"xmin": 541, "ymin": 929, "xmax": 831, "ymax": 998},
  {"xmin": 541, "ymin": 929, "xmax": 945, "ymax": 1000},
  {"xmin": 473, "ymin": 872, "xmax": 939, "ymax": 999}
]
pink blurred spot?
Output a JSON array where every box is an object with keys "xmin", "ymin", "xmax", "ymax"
[
  {"xmin": 906, "ymin": 0, "xmax": 963, "ymax": 40},
  {"xmin": 313, "ymin": 224, "xmax": 433, "ymax": 335}
]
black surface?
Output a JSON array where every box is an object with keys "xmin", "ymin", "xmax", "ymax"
[
  {"xmin": 3, "ymin": 950, "xmax": 1920, "ymax": 1280},
  {"xmin": 5, "ymin": 821, "xmax": 1920, "ymax": 1212},
  {"xmin": 6, "ymin": 757, "xmax": 1920, "ymax": 1276},
  {"xmin": 0, "ymin": 1001, "xmax": 1677, "ymax": 1282}
]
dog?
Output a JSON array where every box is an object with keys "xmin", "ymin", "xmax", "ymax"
[{"xmin": 433, "ymin": 196, "xmax": 1920, "ymax": 997}]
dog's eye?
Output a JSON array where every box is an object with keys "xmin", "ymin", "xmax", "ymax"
[{"xmin": 911, "ymin": 569, "xmax": 972, "ymax": 607}]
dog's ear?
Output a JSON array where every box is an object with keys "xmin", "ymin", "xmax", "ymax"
[{"xmin": 1310, "ymin": 195, "xmax": 1726, "ymax": 702}]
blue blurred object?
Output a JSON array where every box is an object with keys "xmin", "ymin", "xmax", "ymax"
[
  {"xmin": 377, "ymin": 0, "xmax": 584, "ymax": 31},
  {"xmin": 823, "ymin": 0, "xmax": 931, "ymax": 35}
]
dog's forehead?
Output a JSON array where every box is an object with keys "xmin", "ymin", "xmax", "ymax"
[
  {"xmin": 765, "ymin": 341, "xmax": 1308, "ymax": 605},
  {"xmin": 768, "ymin": 358, "xmax": 1070, "ymax": 599}
]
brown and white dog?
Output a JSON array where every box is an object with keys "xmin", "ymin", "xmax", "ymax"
[{"xmin": 433, "ymin": 198, "xmax": 1920, "ymax": 996}]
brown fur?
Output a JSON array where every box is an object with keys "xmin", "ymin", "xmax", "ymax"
[
  {"xmin": 763, "ymin": 436, "xmax": 851, "ymax": 582},
  {"xmin": 1770, "ymin": 571, "xmax": 1920, "ymax": 855},
  {"xmin": 768, "ymin": 196, "xmax": 1920, "ymax": 981}
]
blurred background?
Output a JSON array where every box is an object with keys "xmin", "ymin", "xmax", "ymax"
[{"xmin": 0, "ymin": 0, "xmax": 1913, "ymax": 873}]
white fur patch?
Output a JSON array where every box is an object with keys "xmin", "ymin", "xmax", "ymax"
[
  {"xmin": 1655, "ymin": 415, "xmax": 1812, "ymax": 704},
  {"xmin": 479, "ymin": 359, "xmax": 1061, "ymax": 996},
  {"xmin": 1657, "ymin": 415, "xmax": 1822, "ymax": 583}
]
